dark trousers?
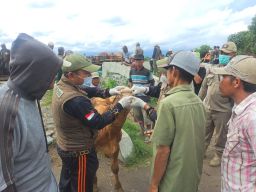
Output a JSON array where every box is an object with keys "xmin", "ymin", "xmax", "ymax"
[{"xmin": 57, "ymin": 146, "xmax": 99, "ymax": 192}]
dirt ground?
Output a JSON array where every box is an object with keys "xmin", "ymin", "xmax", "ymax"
[{"xmin": 50, "ymin": 143, "xmax": 220, "ymax": 192}]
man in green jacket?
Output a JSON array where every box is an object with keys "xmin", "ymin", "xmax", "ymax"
[{"xmin": 130, "ymin": 51, "xmax": 207, "ymax": 192}]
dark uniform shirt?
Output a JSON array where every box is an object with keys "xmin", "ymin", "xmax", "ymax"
[{"xmin": 63, "ymin": 86, "xmax": 123, "ymax": 130}]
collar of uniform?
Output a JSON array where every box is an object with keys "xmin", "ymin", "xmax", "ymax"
[
  {"xmin": 61, "ymin": 76, "xmax": 77, "ymax": 87},
  {"xmin": 59, "ymin": 76, "xmax": 86, "ymax": 94},
  {"xmin": 164, "ymin": 84, "xmax": 192, "ymax": 96},
  {"xmin": 233, "ymin": 92, "xmax": 256, "ymax": 116}
]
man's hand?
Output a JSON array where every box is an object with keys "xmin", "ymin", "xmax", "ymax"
[
  {"xmin": 130, "ymin": 96, "xmax": 147, "ymax": 108},
  {"xmin": 131, "ymin": 85, "xmax": 149, "ymax": 95},
  {"xmin": 194, "ymin": 74, "xmax": 203, "ymax": 84},
  {"xmin": 118, "ymin": 96, "xmax": 134, "ymax": 108},
  {"xmin": 109, "ymin": 86, "xmax": 126, "ymax": 95}
]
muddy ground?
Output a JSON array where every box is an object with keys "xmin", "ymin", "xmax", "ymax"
[{"xmin": 50, "ymin": 143, "xmax": 220, "ymax": 192}]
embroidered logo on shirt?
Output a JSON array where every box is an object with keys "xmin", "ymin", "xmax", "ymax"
[
  {"xmin": 85, "ymin": 111, "xmax": 95, "ymax": 121},
  {"xmin": 56, "ymin": 86, "xmax": 64, "ymax": 98},
  {"xmin": 63, "ymin": 60, "xmax": 72, "ymax": 67}
]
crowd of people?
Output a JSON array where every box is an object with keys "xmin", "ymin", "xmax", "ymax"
[
  {"xmin": 0, "ymin": 43, "xmax": 10, "ymax": 76},
  {"xmin": 0, "ymin": 33, "xmax": 256, "ymax": 192}
]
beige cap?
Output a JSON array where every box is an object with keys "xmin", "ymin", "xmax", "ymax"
[
  {"xmin": 213, "ymin": 55, "xmax": 256, "ymax": 84},
  {"xmin": 91, "ymin": 72, "xmax": 100, "ymax": 78},
  {"xmin": 221, "ymin": 42, "xmax": 237, "ymax": 54}
]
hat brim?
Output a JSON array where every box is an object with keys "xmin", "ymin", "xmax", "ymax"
[
  {"xmin": 158, "ymin": 63, "xmax": 171, "ymax": 69},
  {"xmin": 211, "ymin": 67, "xmax": 232, "ymax": 76},
  {"xmin": 81, "ymin": 64, "xmax": 101, "ymax": 73},
  {"xmin": 220, "ymin": 48, "xmax": 233, "ymax": 54},
  {"xmin": 156, "ymin": 59, "xmax": 169, "ymax": 72}
]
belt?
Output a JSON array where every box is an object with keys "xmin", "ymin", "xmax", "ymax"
[{"xmin": 57, "ymin": 147, "xmax": 90, "ymax": 157}]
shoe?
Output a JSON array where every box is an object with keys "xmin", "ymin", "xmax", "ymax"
[
  {"xmin": 144, "ymin": 129, "xmax": 153, "ymax": 136},
  {"xmin": 209, "ymin": 153, "xmax": 221, "ymax": 167}
]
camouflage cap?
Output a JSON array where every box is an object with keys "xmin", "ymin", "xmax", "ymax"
[
  {"xmin": 63, "ymin": 53, "xmax": 100, "ymax": 73},
  {"xmin": 213, "ymin": 55, "xmax": 256, "ymax": 84},
  {"xmin": 221, "ymin": 42, "xmax": 237, "ymax": 54}
]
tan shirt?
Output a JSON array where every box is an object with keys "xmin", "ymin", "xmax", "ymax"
[{"xmin": 198, "ymin": 67, "xmax": 233, "ymax": 112}]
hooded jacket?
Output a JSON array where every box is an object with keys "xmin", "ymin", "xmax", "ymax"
[
  {"xmin": 7, "ymin": 33, "xmax": 62, "ymax": 100},
  {"xmin": 0, "ymin": 33, "xmax": 62, "ymax": 192}
]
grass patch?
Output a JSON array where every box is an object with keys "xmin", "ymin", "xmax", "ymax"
[
  {"xmin": 123, "ymin": 119, "xmax": 152, "ymax": 166},
  {"xmin": 101, "ymin": 76, "xmax": 117, "ymax": 89},
  {"xmin": 41, "ymin": 89, "xmax": 53, "ymax": 107},
  {"xmin": 149, "ymin": 97, "xmax": 158, "ymax": 108}
]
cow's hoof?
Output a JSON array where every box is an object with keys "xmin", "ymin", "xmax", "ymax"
[
  {"xmin": 114, "ymin": 186, "xmax": 124, "ymax": 192},
  {"xmin": 93, "ymin": 184, "xmax": 99, "ymax": 192},
  {"xmin": 115, "ymin": 188, "xmax": 124, "ymax": 192}
]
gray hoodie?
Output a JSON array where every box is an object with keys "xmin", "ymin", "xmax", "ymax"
[{"xmin": 0, "ymin": 33, "xmax": 62, "ymax": 192}]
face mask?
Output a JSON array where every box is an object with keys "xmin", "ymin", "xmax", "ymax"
[
  {"xmin": 219, "ymin": 54, "xmax": 231, "ymax": 65},
  {"xmin": 76, "ymin": 74, "xmax": 91, "ymax": 86},
  {"xmin": 82, "ymin": 76, "xmax": 92, "ymax": 87}
]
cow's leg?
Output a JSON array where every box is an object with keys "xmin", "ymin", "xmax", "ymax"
[
  {"xmin": 93, "ymin": 175, "xmax": 98, "ymax": 192},
  {"xmin": 111, "ymin": 147, "xmax": 124, "ymax": 192}
]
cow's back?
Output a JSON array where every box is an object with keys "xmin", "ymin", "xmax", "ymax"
[{"xmin": 92, "ymin": 95, "xmax": 130, "ymax": 156}]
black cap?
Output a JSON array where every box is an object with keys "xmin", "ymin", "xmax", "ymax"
[{"xmin": 134, "ymin": 54, "xmax": 144, "ymax": 60}]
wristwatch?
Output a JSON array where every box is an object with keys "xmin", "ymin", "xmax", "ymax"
[{"xmin": 111, "ymin": 108, "xmax": 120, "ymax": 116}]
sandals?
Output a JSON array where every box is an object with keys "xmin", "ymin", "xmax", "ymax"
[{"xmin": 144, "ymin": 130, "xmax": 153, "ymax": 136}]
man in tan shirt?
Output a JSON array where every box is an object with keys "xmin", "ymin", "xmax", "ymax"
[{"xmin": 199, "ymin": 42, "xmax": 237, "ymax": 166}]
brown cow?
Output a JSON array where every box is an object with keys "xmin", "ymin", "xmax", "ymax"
[{"xmin": 92, "ymin": 93, "xmax": 131, "ymax": 192}]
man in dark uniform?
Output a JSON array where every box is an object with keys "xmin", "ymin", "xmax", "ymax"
[{"xmin": 52, "ymin": 53, "xmax": 133, "ymax": 192}]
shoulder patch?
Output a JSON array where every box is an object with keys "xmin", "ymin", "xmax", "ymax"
[{"xmin": 56, "ymin": 86, "xmax": 64, "ymax": 98}]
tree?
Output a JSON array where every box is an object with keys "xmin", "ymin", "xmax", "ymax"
[
  {"xmin": 228, "ymin": 15, "xmax": 256, "ymax": 55},
  {"xmin": 228, "ymin": 31, "xmax": 255, "ymax": 55},
  {"xmin": 195, "ymin": 45, "xmax": 211, "ymax": 58},
  {"xmin": 249, "ymin": 15, "xmax": 256, "ymax": 35},
  {"xmin": 248, "ymin": 15, "xmax": 256, "ymax": 54}
]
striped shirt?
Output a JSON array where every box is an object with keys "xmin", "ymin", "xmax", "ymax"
[
  {"xmin": 221, "ymin": 92, "xmax": 256, "ymax": 192},
  {"xmin": 129, "ymin": 67, "xmax": 154, "ymax": 97}
]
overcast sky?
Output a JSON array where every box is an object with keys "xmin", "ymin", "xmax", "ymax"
[{"xmin": 0, "ymin": 0, "xmax": 256, "ymax": 54}]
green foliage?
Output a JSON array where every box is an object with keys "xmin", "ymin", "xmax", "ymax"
[
  {"xmin": 101, "ymin": 78, "xmax": 117, "ymax": 88},
  {"xmin": 144, "ymin": 56, "xmax": 151, "ymax": 61},
  {"xmin": 195, "ymin": 44, "xmax": 212, "ymax": 58},
  {"xmin": 123, "ymin": 119, "xmax": 152, "ymax": 166},
  {"xmin": 228, "ymin": 31, "xmax": 255, "ymax": 55},
  {"xmin": 149, "ymin": 97, "xmax": 158, "ymax": 108},
  {"xmin": 249, "ymin": 15, "xmax": 256, "ymax": 35},
  {"xmin": 41, "ymin": 90, "xmax": 53, "ymax": 107},
  {"xmin": 228, "ymin": 15, "xmax": 256, "ymax": 55}
]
